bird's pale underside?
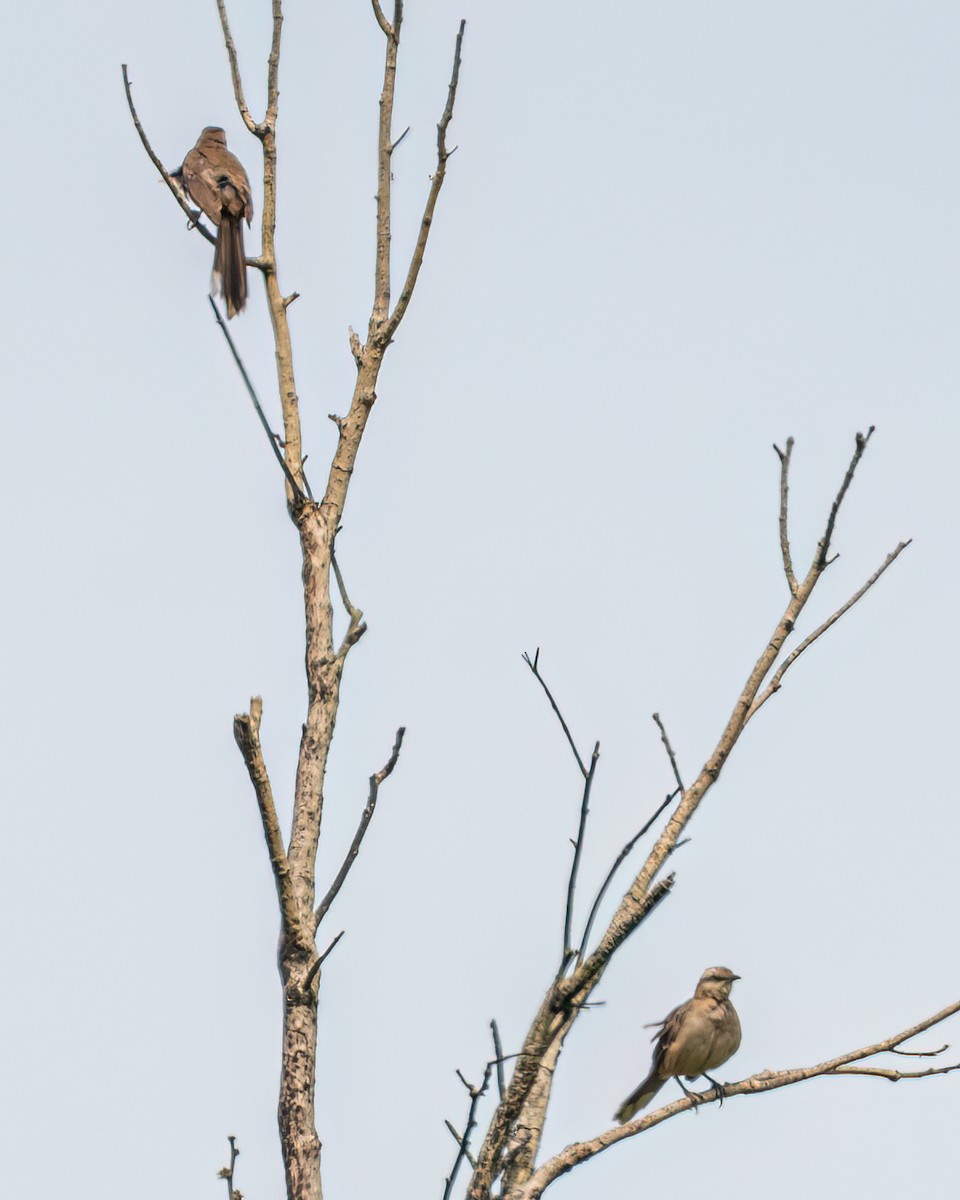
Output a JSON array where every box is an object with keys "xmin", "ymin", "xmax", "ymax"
[{"xmin": 614, "ymin": 966, "xmax": 742, "ymax": 1123}]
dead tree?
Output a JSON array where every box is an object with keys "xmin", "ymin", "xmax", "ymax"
[
  {"xmin": 123, "ymin": 5, "xmax": 959, "ymax": 1200},
  {"xmin": 444, "ymin": 433, "xmax": 960, "ymax": 1199},
  {"xmin": 127, "ymin": 3, "xmax": 463, "ymax": 1198}
]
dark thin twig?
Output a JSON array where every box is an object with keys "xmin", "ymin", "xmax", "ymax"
[
  {"xmin": 314, "ymin": 727, "xmax": 406, "ymax": 929},
  {"xmin": 442, "ymin": 1060, "xmax": 493, "ymax": 1200},
  {"xmin": 522, "ymin": 650, "xmax": 587, "ymax": 776},
  {"xmin": 774, "ymin": 438, "xmax": 798, "ymax": 595},
  {"xmin": 121, "ymin": 65, "xmax": 217, "ymax": 247},
  {"xmin": 577, "ymin": 790, "xmax": 679, "ymax": 963},
  {"xmin": 390, "ymin": 126, "xmax": 411, "ymax": 153},
  {"xmin": 303, "ymin": 930, "xmax": 346, "ymax": 993},
  {"xmin": 216, "ymin": 1136, "xmax": 239, "ymax": 1200},
  {"xmin": 490, "ymin": 1021, "xmax": 506, "ymax": 1100},
  {"xmin": 560, "ymin": 743, "xmax": 600, "ymax": 972},
  {"xmin": 207, "ymin": 296, "xmax": 309, "ymax": 502},
  {"xmin": 651, "ymin": 713, "xmax": 685, "ymax": 793},
  {"xmin": 818, "ymin": 426, "xmax": 875, "ymax": 566}
]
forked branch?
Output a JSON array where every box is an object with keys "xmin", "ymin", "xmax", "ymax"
[
  {"xmin": 383, "ymin": 18, "xmax": 466, "ymax": 343},
  {"xmin": 443, "ymin": 1060, "xmax": 494, "ymax": 1200},
  {"xmin": 745, "ymin": 539, "xmax": 912, "ymax": 724}
]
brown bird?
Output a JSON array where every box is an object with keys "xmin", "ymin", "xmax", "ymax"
[
  {"xmin": 614, "ymin": 966, "xmax": 742, "ymax": 1122},
  {"xmin": 173, "ymin": 127, "xmax": 253, "ymax": 318}
]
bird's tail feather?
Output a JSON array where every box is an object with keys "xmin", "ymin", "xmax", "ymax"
[
  {"xmin": 214, "ymin": 215, "xmax": 247, "ymax": 319},
  {"xmin": 614, "ymin": 1073, "xmax": 664, "ymax": 1123}
]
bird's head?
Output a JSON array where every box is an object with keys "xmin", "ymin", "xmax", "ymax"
[
  {"xmin": 198, "ymin": 126, "xmax": 229, "ymax": 150},
  {"xmin": 695, "ymin": 966, "xmax": 740, "ymax": 1001}
]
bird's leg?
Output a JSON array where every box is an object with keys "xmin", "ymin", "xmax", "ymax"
[
  {"xmin": 700, "ymin": 1073, "xmax": 727, "ymax": 1106},
  {"xmin": 676, "ymin": 1078, "xmax": 702, "ymax": 1114}
]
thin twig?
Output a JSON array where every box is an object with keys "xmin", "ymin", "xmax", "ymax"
[
  {"xmin": 217, "ymin": 1135, "xmax": 240, "ymax": 1200},
  {"xmin": 651, "ymin": 713, "xmax": 685, "ymax": 793},
  {"xmin": 314, "ymin": 727, "xmax": 406, "ymax": 929},
  {"xmin": 745, "ymin": 540, "xmax": 911, "ymax": 724},
  {"xmin": 207, "ymin": 297, "xmax": 308, "ymax": 502},
  {"xmin": 577, "ymin": 790, "xmax": 678, "ymax": 963},
  {"xmin": 121, "ymin": 65, "xmax": 217, "ymax": 246},
  {"xmin": 890, "ymin": 1044, "xmax": 949, "ymax": 1058},
  {"xmin": 774, "ymin": 438, "xmax": 798, "ymax": 595},
  {"xmin": 522, "ymin": 650, "xmax": 587, "ymax": 777},
  {"xmin": 233, "ymin": 698, "xmax": 299, "ymax": 934},
  {"xmin": 384, "ymin": 19, "xmax": 466, "ymax": 343},
  {"xmin": 391, "ymin": 126, "xmax": 411, "ymax": 153},
  {"xmin": 818, "ymin": 426, "xmax": 875, "ymax": 566},
  {"xmin": 828, "ymin": 1063, "xmax": 960, "ymax": 1081},
  {"xmin": 491, "ymin": 1020, "xmax": 506, "ymax": 1100},
  {"xmin": 560, "ymin": 743, "xmax": 600, "ymax": 971},
  {"xmin": 444, "ymin": 1122, "xmax": 478, "ymax": 1170},
  {"xmin": 443, "ymin": 1060, "xmax": 493, "ymax": 1200},
  {"xmin": 303, "ymin": 930, "xmax": 346, "ymax": 993}
]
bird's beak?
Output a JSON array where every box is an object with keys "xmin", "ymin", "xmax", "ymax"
[{"xmin": 731, "ymin": 974, "xmax": 741, "ymax": 981}]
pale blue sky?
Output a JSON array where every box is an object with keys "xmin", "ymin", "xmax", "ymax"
[{"xmin": 1, "ymin": 2, "xmax": 957, "ymax": 1197}]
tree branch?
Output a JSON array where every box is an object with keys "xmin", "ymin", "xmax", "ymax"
[
  {"xmin": 216, "ymin": 1135, "xmax": 240, "ymax": 1200},
  {"xmin": 577, "ymin": 792, "xmax": 677, "ymax": 964},
  {"xmin": 370, "ymin": 0, "xmax": 394, "ymax": 39},
  {"xmin": 774, "ymin": 437, "xmax": 798, "ymax": 595},
  {"xmin": 651, "ymin": 712, "xmax": 684, "ymax": 793},
  {"xmin": 516, "ymin": 998, "xmax": 960, "ymax": 1199},
  {"xmin": 233, "ymin": 697, "xmax": 300, "ymax": 936},
  {"xmin": 522, "ymin": 650, "xmax": 587, "ymax": 777},
  {"xmin": 314, "ymin": 727, "xmax": 406, "ymax": 930},
  {"xmin": 383, "ymin": 18, "xmax": 466, "ymax": 344},
  {"xmin": 121, "ymin": 65, "xmax": 217, "ymax": 247},
  {"xmin": 207, "ymin": 296, "xmax": 308, "ymax": 500},
  {"xmin": 560, "ymin": 742, "xmax": 599, "ymax": 971},
  {"xmin": 491, "ymin": 1020, "xmax": 506, "ymax": 1100},
  {"xmin": 443, "ymin": 1060, "xmax": 493, "ymax": 1200},
  {"xmin": 818, "ymin": 426, "xmax": 874, "ymax": 567},
  {"xmin": 264, "ymin": 0, "xmax": 284, "ymax": 130},
  {"xmin": 370, "ymin": 1, "xmax": 403, "ymax": 335},
  {"xmin": 215, "ymin": 0, "xmax": 259, "ymax": 134},
  {"xmin": 468, "ymin": 432, "xmax": 900, "ymax": 1198},
  {"xmin": 745, "ymin": 540, "xmax": 911, "ymax": 725},
  {"xmin": 332, "ymin": 541, "xmax": 367, "ymax": 658}
]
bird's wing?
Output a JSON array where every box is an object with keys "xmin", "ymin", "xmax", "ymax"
[{"xmin": 180, "ymin": 150, "xmax": 225, "ymax": 226}]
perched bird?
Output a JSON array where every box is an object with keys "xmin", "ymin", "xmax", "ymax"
[
  {"xmin": 614, "ymin": 966, "xmax": 741, "ymax": 1122},
  {"xmin": 173, "ymin": 127, "xmax": 253, "ymax": 318}
]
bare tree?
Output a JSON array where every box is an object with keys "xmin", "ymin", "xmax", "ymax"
[
  {"xmin": 124, "ymin": 5, "xmax": 959, "ymax": 1200},
  {"xmin": 127, "ymin": 3, "xmax": 462, "ymax": 1197}
]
